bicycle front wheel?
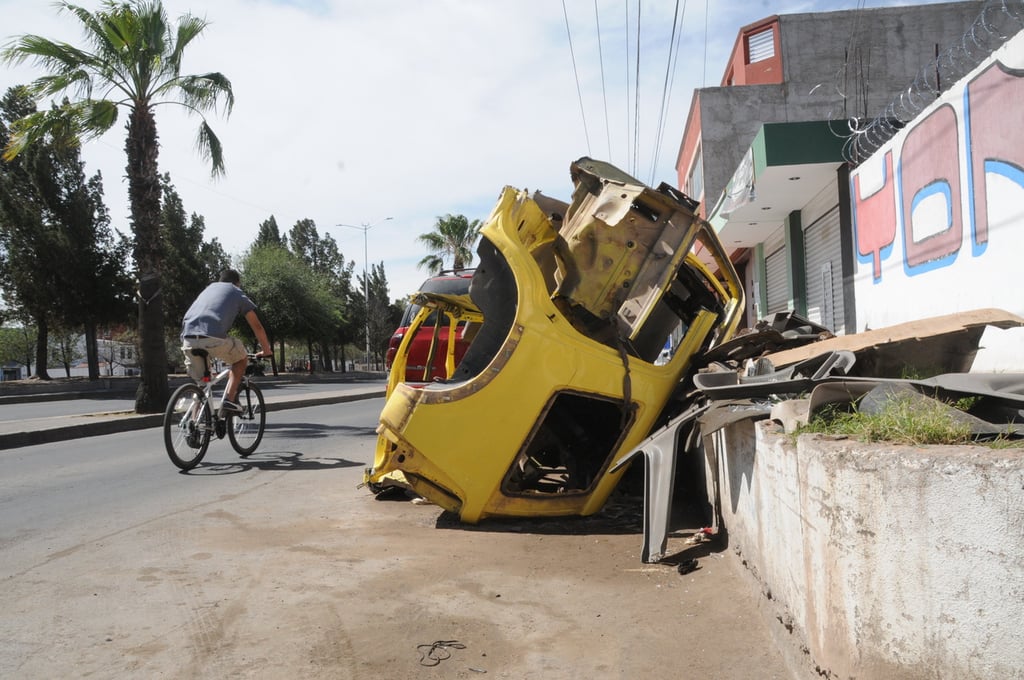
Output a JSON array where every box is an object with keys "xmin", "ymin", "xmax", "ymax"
[
  {"xmin": 228, "ymin": 382, "xmax": 266, "ymax": 456},
  {"xmin": 164, "ymin": 383, "xmax": 212, "ymax": 470}
]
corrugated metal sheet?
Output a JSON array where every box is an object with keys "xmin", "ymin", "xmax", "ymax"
[
  {"xmin": 803, "ymin": 206, "xmax": 845, "ymax": 333},
  {"xmin": 765, "ymin": 246, "xmax": 788, "ymax": 315}
]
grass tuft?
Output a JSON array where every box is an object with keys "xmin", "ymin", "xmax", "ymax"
[{"xmin": 801, "ymin": 394, "xmax": 973, "ymax": 446}]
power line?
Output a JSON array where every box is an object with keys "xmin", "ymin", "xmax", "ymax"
[
  {"xmin": 649, "ymin": 0, "xmax": 686, "ymax": 185},
  {"xmin": 624, "ymin": 1, "xmax": 632, "ymax": 171},
  {"xmin": 702, "ymin": 0, "xmax": 709, "ymax": 87},
  {"xmin": 562, "ymin": 0, "xmax": 592, "ymax": 156},
  {"xmin": 594, "ymin": 0, "xmax": 613, "ymax": 162},
  {"xmin": 633, "ymin": 1, "xmax": 643, "ymax": 176}
]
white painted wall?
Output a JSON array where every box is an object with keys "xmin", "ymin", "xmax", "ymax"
[
  {"xmin": 850, "ymin": 32, "xmax": 1024, "ymax": 371},
  {"xmin": 711, "ymin": 420, "xmax": 1024, "ymax": 679}
]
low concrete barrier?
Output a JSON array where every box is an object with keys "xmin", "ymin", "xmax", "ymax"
[{"xmin": 710, "ymin": 419, "xmax": 1024, "ymax": 679}]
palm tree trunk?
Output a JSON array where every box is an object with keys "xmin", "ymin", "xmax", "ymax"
[
  {"xmin": 34, "ymin": 314, "xmax": 50, "ymax": 380},
  {"xmin": 84, "ymin": 320, "xmax": 100, "ymax": 380},
  {"xmin": 126, "ymin": 105, "xmax": 169, "ymax": 413}
]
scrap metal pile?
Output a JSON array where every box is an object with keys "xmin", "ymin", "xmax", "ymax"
[
  {"xmin": 365, "ymin": 156, "xmax": 1024, "ymax": 560},
  {"xmin": 366, "ymin": 157, "xmax": 743, "ymax": 522}
]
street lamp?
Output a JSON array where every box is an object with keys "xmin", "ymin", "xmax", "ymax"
[{"xmin": 336, "ymin": 217, "xmax": 393, "ymax": 371}]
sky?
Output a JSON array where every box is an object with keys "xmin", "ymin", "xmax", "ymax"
[{"xmin": 0, "ymin": 0, "xmax": 966, "ymax": 300}]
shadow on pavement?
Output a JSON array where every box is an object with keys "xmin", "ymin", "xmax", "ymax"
[
  {"xmin": 262, "ymin": 422, "xmax": 379, "ymax": 439},
  {"xmin": 431, "ymin": 496, "xmax": 646, "ymax": 536},
  {"xmin": 183, "ymin": 450, "xmax": 363, "ymax": 475}
]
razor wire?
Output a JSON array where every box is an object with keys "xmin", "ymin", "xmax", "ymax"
[{"xmin": 827, "ymin": 0, "xmax": 1024, "ymax": 164}]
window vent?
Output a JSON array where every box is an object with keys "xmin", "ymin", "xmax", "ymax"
[{"xmin": 747, "ymin": 27, "xmax": 775, "ymax": 64}]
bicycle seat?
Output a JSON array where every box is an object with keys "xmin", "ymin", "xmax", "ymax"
[{"xmin": 190, "ymin": 348, "xmax": 209, "ymax": 358}]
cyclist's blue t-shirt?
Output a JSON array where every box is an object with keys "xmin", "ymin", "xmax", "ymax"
[{"xmin": 181, "ymin": 282, "xmax": 257, "ymax": 339}]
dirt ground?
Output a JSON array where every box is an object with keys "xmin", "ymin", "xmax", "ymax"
[{"xmin": 5, "ymin": 461, "xmax": 796, "ymax": 679}]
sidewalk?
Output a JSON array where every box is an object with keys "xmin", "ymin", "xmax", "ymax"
[{"xmin": 0, "ymin": 377, "xmax": 386, "ymax": 451}]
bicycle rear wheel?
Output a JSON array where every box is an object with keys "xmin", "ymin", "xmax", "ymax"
[
  {"xmin": 164, "ymin": 383, "xmax": 212, "ymax": 470},
  {"xmin": 228, "ymin": 382, "xmax": 266, "ymax": 456}
]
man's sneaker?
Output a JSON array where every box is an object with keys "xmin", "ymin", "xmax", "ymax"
[{"xmin": 220, "ymin": 398, "xmax": 243, "ymax": 413}]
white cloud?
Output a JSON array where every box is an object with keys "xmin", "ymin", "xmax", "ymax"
[{"xmin": 0, "ymin": 0, "xmax": 964, "ymax": 299}]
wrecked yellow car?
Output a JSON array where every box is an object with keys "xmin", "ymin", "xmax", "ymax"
[{"xmin": 366, "ymin": 158, "xmax": 744, "ymax": 523}]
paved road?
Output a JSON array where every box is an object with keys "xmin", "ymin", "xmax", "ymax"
[
  {"xmin": 0, "ymin": 377, "xmax": 387, "ymax": 450},
  {"xmin": 0, "ymin": 381, "xmax": 381, "ymax": 422},
  {"xmin": 0, "ymin": 398, "xmax": 794, "ymax": 679}
]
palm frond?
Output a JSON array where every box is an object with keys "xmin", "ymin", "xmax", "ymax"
[
  {"xmin": 170, "ymin": 14, "xmax": 209, "ymax": 70},
  {"xmin": 173, "ymin": 73, "xmax": 234, "ymax": 115},
  {"xmin": 0, "ymin": 102, "xmax": 110, "ymax": 161},
  {"xmin": 417, "ymin": 232, "xmax": 446, "ymax": 250},
  {"xmin": 417, "ymin": 254, "xmax": 444, "ymax": 274},
  {"xmin": 195, "ymin": 119, "xmax": 225, "ymax": 177}
]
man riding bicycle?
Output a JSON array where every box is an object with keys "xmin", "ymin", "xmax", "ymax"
[{"xmin": 180, "ymin": 269, "xmax": 272, "ymax": 412}]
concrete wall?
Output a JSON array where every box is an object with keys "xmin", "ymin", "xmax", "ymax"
[
  {"xmin": 695, "ymin": 2, "xmax": 985, "ymax": 211},
  {"xmin": 777, "ymin": 4, "xmax": 985, "ymax": 119},
  {"xmin": 710, "ymin": 419, "xmax": 1024, "ymax": 679},
  {"xmin": 850, "ymin": 31, "xmax": 1024, "ymax": 371}
]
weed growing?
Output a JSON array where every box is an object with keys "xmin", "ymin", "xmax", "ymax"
[{"xmin": 801, "ymin": 394, "xmax": 974, "ymax": 446}]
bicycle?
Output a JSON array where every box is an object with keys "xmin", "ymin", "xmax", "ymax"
[{"xmin": 163, "ymin": 350, "xmax": 267, "ymax": 470}]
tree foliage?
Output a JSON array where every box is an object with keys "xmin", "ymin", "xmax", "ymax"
[
  {"xmin": 254, "ymin": 215, "xmax": 286, "ymax": 250},
  {"xmin": 285, "ymin": 218, "xmax": 356, "ymax": 370},
  {"xmin": 159, "ymin": 173, "xmax": 230, "ymax": 343},
  {"xmin": 0, "ymin": 323, "xmax": 36, "ymax": 376},
  {"xmin": 355, "ymin": 262, "xmax": 403, "ymax": 370},
  {"xmin": 240, "ymin": 244, "xmax": 342, "ymax": 373},
  {"xmin": 0, "ymin": 86, "xmax": 132, "ymax": 380},
  {"xmin": 1, "ymin": 0, "xmax": 234, "ymax": 412},
  {"xmin": 416, "ymin": 213, "xmax": 481, "ymax": 273}
]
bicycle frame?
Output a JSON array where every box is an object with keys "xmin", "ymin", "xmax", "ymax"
[{"xmin": 164, "ymin": 351, "xmax": 266, "ymax": 470}]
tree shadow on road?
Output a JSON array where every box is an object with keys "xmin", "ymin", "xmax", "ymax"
[
  {"xmin": 261, "ymin": 421, "xmax": 379, "ymax": 439},
  {"xmin": 182, "ymin": 450, "xmax": 363, "ymax": 475}
]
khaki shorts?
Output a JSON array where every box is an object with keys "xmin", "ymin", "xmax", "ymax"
[{"xmin": 181, "ymin": 336, "xmax": 249, "ymax": 380}]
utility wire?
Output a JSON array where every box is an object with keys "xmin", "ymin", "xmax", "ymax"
[
  {"xmin": 562, "ymin": 0, "xmax": 592, "ymax": 156},
  {"xmin": 624, "ymin": 1, "xmax": 632, "ymax": 171},
  {"xmin": 649, "ymin": 0, "xmax": 685, "ymax": 185},
  {"xmin": 702, "ymin": 0, "xmax": 709, "ymax": 86},
  {"xmin": 633, "ymin": 0, "xmax": 642, "ymax": 176},
  {"xmin": 595, "ymin": 0, "xmax": 613, "ymax": 162}
]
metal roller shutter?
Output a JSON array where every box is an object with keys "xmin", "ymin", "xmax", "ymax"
[
  {"xmin": 803, "ymin": 206, "xmax": 845, "ymax": 333},
  {"xmin": 765, "ymin": 247, "xmax": 788, "ymax": 315}
]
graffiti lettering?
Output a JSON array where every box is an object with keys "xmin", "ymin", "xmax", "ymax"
[
  {"xmin": 852, "ymin": 152, "xmax": 896, "ymax": 281},
  {"xmin": 967, "ymin": 62, "xmax": 1024, "ymax": 255},
  {"xmin": 900, "ymin": 104, "xmax": 962, "ymax": 273},
  {"xmin": 851, "ymin": 60, "xmax": 1024, "ymax": 282}
]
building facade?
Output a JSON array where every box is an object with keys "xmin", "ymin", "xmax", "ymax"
[
  {"xmin": 675, "ymin": 1, "xmax": 988, "ymax": 336},
  {"xmin": 849, "ymin": 27, "xmax": 1024, "ymax": 369}
]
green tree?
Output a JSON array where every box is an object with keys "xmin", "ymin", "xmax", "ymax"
[
  {"xmin": 416, "ymin": 213, "xmax": 481, "ymax": 273},
  {"xmin": 159, "ymin": 173, "xmax": 229, "ymax": 360},
  {"xmin": 0, "ymin": 88, "xmax": 59, "ymax": 378},
  {"xmin": 241, "ymin": 244, "xmax": 340, "ymax": 375},
  {"xmin": 286, "ymin": 218, "xmax": 353, "ymax": 370},
  {"xmin": 56, "ymin": 169, "xmax": 134, "ymax": 380},
  {"xmin": 49, "ymin": 324, "xmax": 84, "ymax": 377},
  {"xmin": 2, "ymin": 0, "xmax": 235, "ymax": 412},
  {"xmin": 356, "ymin": 262, "xmax": 401, "ymax": 371},
  {"xmin": 1, "ymin": 87, "xmax": 132, "ymax": 381},
  {"xmin": 254, "ymin": 215, "xmax": 286, "ymax": 249},
  {"xmin": 0, "ymin": 322, "xmax": 37, "ymax": 377}
]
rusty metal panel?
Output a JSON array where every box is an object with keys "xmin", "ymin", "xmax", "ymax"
[{"xmin": 553, "ymin": 158, "xmax": 701, "ymax": 342}]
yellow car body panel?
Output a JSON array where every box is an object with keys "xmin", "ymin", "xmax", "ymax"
[{"xmin": 368, "ymin": 158, "xmax": 743, "ymax": 523}]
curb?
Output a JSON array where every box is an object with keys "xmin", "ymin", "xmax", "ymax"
[{"xmin": 0, "ymin": 389, "xmax": 386, "ymax": 451}]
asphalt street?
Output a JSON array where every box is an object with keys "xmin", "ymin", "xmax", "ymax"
[{"xmin": 0, "ymin": 375, "xmax": 387, "ymax": 451}]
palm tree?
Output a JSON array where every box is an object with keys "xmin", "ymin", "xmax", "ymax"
[
  {"xmin": 416, "ymin": 213, "xmax": 481, "ymax": 274},
  {"xmin": 1, "ymin": 1, "xmax": 234, "ymax": 413}
]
